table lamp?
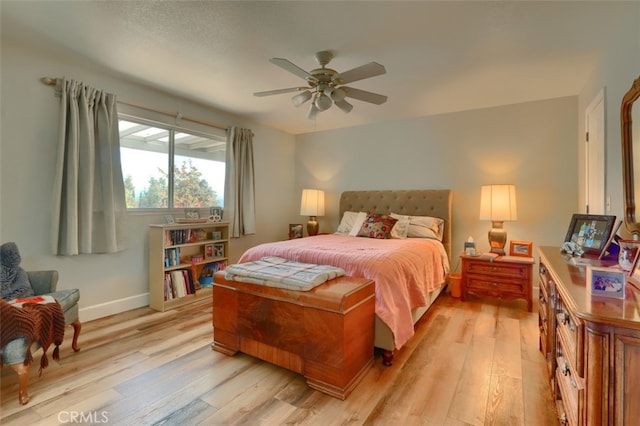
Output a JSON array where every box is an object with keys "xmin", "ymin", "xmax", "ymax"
[
  {"xmin": 479, "ymin": 184, "xmax": 517, "ymax": 255},
  {"xmin": 300, "ymin": 189, "xmax": 325, "ymax": 236}
]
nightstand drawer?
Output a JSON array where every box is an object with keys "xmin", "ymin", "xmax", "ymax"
[
  {"xmin": 465, "ymin": 261, "xmax": 529, "ymax": 279},
  {"xmin": 466, "ymin": 276, "xmax": 527, "ymax": 294}
]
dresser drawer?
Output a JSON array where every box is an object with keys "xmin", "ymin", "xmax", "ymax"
[
  {"xmin": 556, "ymin": 356, "xmax": 584, "ymax": 426},
  {"xmin": 556, "ymin": 307, "xmax": 584, "ymax": 377}
]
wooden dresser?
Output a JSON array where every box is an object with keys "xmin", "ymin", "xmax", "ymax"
[
  {"xmin": 538, "ymin": 246, "xmax": 640, "ymax": 425},
  {"xmin": 212, "ymin": 272, "xmax": 375, "ymax": 400}
]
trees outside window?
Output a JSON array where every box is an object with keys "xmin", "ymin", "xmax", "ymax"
[{"xmin": 119, "ymin": 119, "xmax": 225, "ymax": 210}]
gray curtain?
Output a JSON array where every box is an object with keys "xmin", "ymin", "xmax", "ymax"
[
  {"xmin": 224, "ymin": 127, "xmax": 256, "ymax": 238},
  {"xmin": 51, "ymin": 78, "xmax": 127, "ymax": 255}
]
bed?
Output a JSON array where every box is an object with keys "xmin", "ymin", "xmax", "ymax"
[{"xmin": 235, "ymin": 189, "xmax": 452, "ymax": 365}]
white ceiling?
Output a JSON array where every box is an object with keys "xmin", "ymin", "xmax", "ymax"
[{"xmin": 1, "ymin": 1, "xmax": 637, "ymax": 135}]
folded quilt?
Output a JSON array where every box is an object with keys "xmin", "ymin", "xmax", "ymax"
[{"xmin": 225, "ymin": 256, "xmax": 345, "ymax": 291}]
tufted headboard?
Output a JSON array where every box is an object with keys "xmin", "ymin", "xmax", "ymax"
[{"xmin": 339, "ymin": 189, "xmax": 453, "ymax": 259}]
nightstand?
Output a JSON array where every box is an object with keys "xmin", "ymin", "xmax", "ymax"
[{"xmin": 461, "ymin": 254, "xmax": 534, "ymax": 311}]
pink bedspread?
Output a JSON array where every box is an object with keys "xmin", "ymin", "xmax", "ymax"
[{"xmin": 238, "ymin": 234, "xmax": 449, "ymax": 349}]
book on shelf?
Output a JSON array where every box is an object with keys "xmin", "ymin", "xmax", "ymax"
[
  {"xmin": 164, "ymin": 267, "xmax": 201, "ymax": 301},
  {"xmin": 165, "ymin": 228, "xmax": 199, "ymax": 245}
]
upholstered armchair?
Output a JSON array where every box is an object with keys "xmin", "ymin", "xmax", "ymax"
[{"xmin": 1, "ymin": 270, "xmax": 81, "ymax": 404}]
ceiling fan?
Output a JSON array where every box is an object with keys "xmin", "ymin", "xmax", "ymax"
[{"xmin": 253, "ymin": 51, "xmax": 388, "ymax": 119}]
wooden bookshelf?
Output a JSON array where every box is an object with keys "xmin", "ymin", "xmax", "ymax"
[{"xmin": 149, "ymin": 222, "xmax": 229, "ymax": 312}]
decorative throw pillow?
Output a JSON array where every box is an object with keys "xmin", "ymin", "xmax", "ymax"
[
  {"xmin": 336, "ymin": 211, "xmax": 365, "ymax": 235},
  {"xmin": 1, "ymin": 242, "xmax": 35, "ymax": 300},
  {"xmin": 390, "ymin": 215, "xmax": 410, "ymax": 239},
  {"xmin": 391, "ymin": 213, "xmax": 444, "ymax": 241},
  {"xmin": 357, "ymin": 213, "xmax": 398, "ymax": 239},
  {"xmin": 348, "ymin": 212, "xmax": 368, "ymax": 236}
]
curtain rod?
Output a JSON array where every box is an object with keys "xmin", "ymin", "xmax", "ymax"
[{"xmin": 40, "ymin": 77, "xmax": 228, "ymax": 132}]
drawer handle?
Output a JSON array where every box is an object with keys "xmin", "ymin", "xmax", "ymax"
[
  {"xmin": 570, "ymin": 375, "xmax": 577, "ymax": 389},
  {"xmin": 559, "ymin": 413, "xmax": 568, "ymax": 425}
]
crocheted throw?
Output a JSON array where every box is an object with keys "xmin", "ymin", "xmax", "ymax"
[{"xmin": 0, "ymin": 298, "xmax": 65, "ymax": 374}]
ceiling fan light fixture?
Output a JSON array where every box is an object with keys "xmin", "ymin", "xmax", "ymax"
[
  {"xmin": 308, "ymin": 103, "xmax": 320, "ymax": 120},
  {"xmin": 291, "ymin": 90, "xmax": 312, "ymax": 107},
  {"xmin": 331, "ymin": 88, "xmax": 346, "ymax": 102},
  {"xmin": 335, "ymin": 99, "xmax": 353, "ymax": 114},
  {"xmin": 315, "ymin": 93, "xmax": 332, "ymax": 111}
]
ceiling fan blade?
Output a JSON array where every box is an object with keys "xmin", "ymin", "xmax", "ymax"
[
  {"xmin": 334, "ymin": 99, "xmax": 353, "ymax": 113},
  {"xmin": 335, "ymin": 62, "xmax": 386, "ymax": 84},
  {"xmin": 270, "ymin": 58, "xmax": 315, "ymax": 81},
  {"xmin": 342, "ymin": 86, "xmax": 388, "ymax": 105},
  {"xmin": 253, "ymin": 87, "xmax": 309, "ymax": 97}
]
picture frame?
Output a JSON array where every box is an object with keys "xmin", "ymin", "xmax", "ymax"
[
  {"xmin": 289, "ymin": 223, "xmax": 303, "ymax": 239},
  {"xmin": 185, "ymin": 208, "xmax": 200, "ymax": 219},
  {"xmin": 204, "ymin": 244, "xmax": 214, "ymax": 260},
  {"xmin": 586, "ymin": 265, "xmax": 626, "ymax": 299},
  {"xmin": 209, "ymin": 207, "xmax": 223, "ymax": 222},
  {"xmin": 213, "ymin": 243, "xmax": 224, "ymax": 258},
  {"xmin": 164, "ymin": 215, "xmax": 175, "ymax": 224},
  {"xmin": 509, "ymin": 240, "xmax": 533, "ymax": 257},
  {"xmin": 564, "ymin": 214, "xmax": 617, "ymax": 257}
]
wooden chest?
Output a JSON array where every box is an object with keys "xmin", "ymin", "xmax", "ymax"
[{"xmin": 212, "ymin": 271, "xmax": 375, "ymax": 399}]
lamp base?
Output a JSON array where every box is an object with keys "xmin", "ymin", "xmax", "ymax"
[
  {"xmin": 488, "ymin": 221, "xmax": 507, "ymax": 255},
  {"xmin": 307, "ymin": 216, "xmax": 319, "ymax": 236}
]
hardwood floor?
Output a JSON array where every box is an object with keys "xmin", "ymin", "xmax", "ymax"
[{"xmin": 1, "ymin": 290, "xmax": 557, "ymax": 425}]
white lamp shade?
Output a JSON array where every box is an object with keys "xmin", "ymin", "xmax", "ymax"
[
  {"xmin": 479, "ymin": 184, "xmax": 517, "ymax": 221},
  {"xmin": 300, "ymin": 189, "xmax": 325, "ymax": 216}
]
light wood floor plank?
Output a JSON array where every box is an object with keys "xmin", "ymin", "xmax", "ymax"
[{"xmin": 1, "ymin": 292, "xmax": 558, "ymax": 425}]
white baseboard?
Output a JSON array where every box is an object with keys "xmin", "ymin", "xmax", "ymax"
[{"xmin": 79, "ymin": 293, "xmax": 149, "ymax": 322}]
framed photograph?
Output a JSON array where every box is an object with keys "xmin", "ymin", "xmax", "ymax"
[
  {"xmin": 204, "ymin": 244, "xmax": 214, "ymax": 260},
  {"xmin": 209, "ymin": 207, "xmax": 223, "ymax": 222},
  {"xmin": 289, "ymin": 223, "xmax": 303, "ymax": 239},
  {"xmin": 185, "ymin": 209, "xmax": 200, "ymax": 219},
  {"xmin": 164, "ymin": 215, "xmax": 175, "ymax": 224},
  {"xmin": 564, "ymin": 214, "xmax": 617, "ymax": 257},
  {"xmin": 509, "ymin": 240, "xmax": 533, "ymax": 257},
  {"xmin": 587, "ymin": 265, "xmax": 626, "ymax": 299},
  {"xmin": 213, "ymin": 243, "xmax": 224, "ymax": 258}
]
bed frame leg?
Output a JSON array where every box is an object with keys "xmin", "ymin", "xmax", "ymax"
[{"xmin": 381, "ymin": 350, "xmax": 394, "ymax": 366}]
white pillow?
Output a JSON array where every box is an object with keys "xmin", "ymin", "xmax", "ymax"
[
  {"xmin": 391, "ymin": 213, "xmax": 444, "ymax": 240},
  {"xmin": 348, "ymin": 212, "xmax": 368, "ymax": 236},
  {"xmin": 336, "ymin": 211, "xmax": 368, "ymax": 235},
  {"xmin": 390, "ymin": 214, "xmax": 410, "ymax": 239}
]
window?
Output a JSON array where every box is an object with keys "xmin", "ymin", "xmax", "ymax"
[{"xmin": 119, "ymin": 114, "xmax": 226, "ymax": 210}]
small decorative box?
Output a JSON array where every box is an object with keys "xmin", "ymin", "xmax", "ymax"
[{"xmin": 191, "ymin": 254, "xmax": 203, "ymax": 264}]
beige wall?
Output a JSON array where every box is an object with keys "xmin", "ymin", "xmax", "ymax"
[
  {"xmin": 294, "ymin": 97, "xmax": 579, "ymax": 261},
  {"xmin": 0, "ymin": 38, "xmax": 296, "ymax": 320},
  {"xmin": 577, "ymin": 7, "xmax": 640, "ymax": 238}
]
